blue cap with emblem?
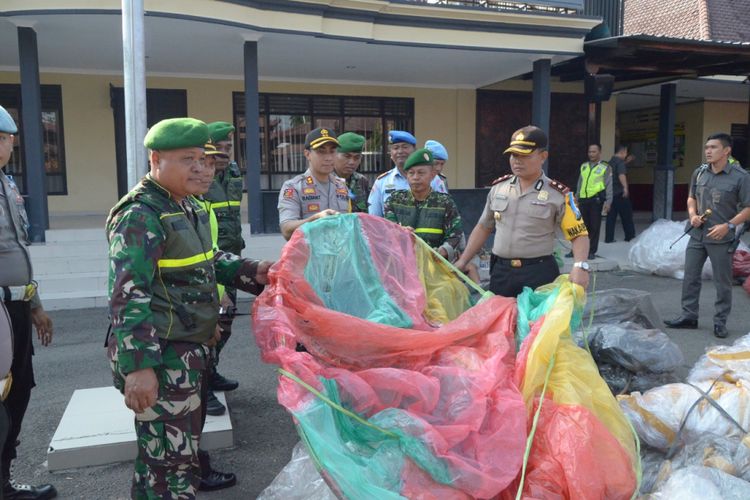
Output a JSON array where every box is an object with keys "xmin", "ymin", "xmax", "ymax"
[
  {"xmin": 388, "ymin": 130, "xmax": 416, "ymax": 145},
  {"xmin": 0, "ymin": 105, "xmax": 18, "ymax": 134},
  {"xmin": 424, "ymin": 140, "xmax": 448, "ymax": 161}
]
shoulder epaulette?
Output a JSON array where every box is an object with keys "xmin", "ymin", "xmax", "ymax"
[
  {"xmin": 376, "ymin": 171, "xmax": 390, "ymax": 180},
  {"xmin": 490, "ymin": 174, "xmax": 513, "ymax": 186},
  {"xmin": 549, "ymin": 179, "xmax": 570, "ymax": 194}
]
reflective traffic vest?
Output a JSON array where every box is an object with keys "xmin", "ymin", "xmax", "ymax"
[
  {"xmin": 579, "ymin": 161, "xmax": 609, "ymax": 199},
  {"xmin": 110, "ymin": 177, "xmax": 219, "ymax": 344}
]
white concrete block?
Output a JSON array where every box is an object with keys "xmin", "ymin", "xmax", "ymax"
[{"xmin": 48, "ymin": 387, "xmax": 233, "ymax": 471}]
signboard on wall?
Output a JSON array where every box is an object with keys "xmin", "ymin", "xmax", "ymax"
[{"xmin": 620, "ymin": 109, "xmax": 685, "ymax": 169}]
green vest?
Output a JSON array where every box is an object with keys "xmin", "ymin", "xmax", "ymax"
[
  {"xmin": 579, "ymin": 161, "xmax": 608, "ymax": 199},
  {"xmin": 110, "ymin": 177, "xmax": 219, "ymax": 344},
  {"xmin": 205, "ymin": 163, "xmax": 244, "ymax": 253},
  {"xmin": 390, "ymin": 194, "xmax": 446, "ymax": 248}
]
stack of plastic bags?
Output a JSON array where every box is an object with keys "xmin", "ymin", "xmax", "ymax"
[
  {"xmin": 574, "ymin": 289, "xmax": 685, "ymax": 394},
  {"xmin": 620, "ymin": 333, "xmax": 750, "ymax": 497},
  {"xmin": 254, "ymin": 213, "xmax": 639, "ymax": 499}
]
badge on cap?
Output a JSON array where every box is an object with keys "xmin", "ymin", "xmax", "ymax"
[
  {"xmin": 515, "ymin": 133, "xmax": 525, "ymax": 141},
  {"xmin": 423, "ymin": 152, "xmax": 430, "ymax": 161},
  {"xmin": 494, "ymin": 211, "xmax": 502, "ymax": 221},
  {"xmin": 538, "ymin": 190, "xmax": 549, "ymax": 201},
  {"xmin": 321, "ymin": 129, "xmax": 329, "ymax": 137}
]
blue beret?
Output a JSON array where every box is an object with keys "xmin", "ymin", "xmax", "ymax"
[
  {"xmin": 388, "ymin": 130, "xmax": 416, "ymax": 145},
  {"xmin": 0, "ymin": 105, "xmax": 18, "ymax": 134},
  {"xmin": 424, "ymin": 140, "xmax": 448, "ymax": 161}
]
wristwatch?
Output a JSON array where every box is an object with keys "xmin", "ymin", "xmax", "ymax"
[
  {"xmin": 573, "ymin": 261, "xmax": 590, "ymax": 272},
  {"xmin": 728, "ymin": 223, "xmax": 736, "ymax": 231}
]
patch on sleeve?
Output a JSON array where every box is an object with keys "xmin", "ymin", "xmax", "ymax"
[
  {"xmin": 283, "ymin": 188, "xmax": 295, "ymax": 199},
  {"xmin": 560, "ymin": 191, "xmax": 588, "ymax": 240}
]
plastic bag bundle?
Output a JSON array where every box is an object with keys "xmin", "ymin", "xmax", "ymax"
[
  {"xmin": 588, "ymin": 322, "xmax": 684, "ymax": 374},
  {"xmin": 649, "ymin": 465, "xmax": 750, "ymax": 499},
  {"xmin": 507, "ymin": 278, "xmax": 639, "ymax": 499},
  {"xmin": 688, "ymin": 332, "xmax": 750, "ymax": 386},
  {"xmin": 581, "ymin": 288, "xmax": 663, "ymax": 330},
  {"xmin": 627, "ymin": 219, "xmax": 712, "ymax": 279},
  {"xmin": 253, "ymin": 214, "xmax": 527, "ymax": 499},
  {"xmin": 258, "ymin": 442, "xmax": 337, "ymax": 500},
  {"xmin": 733, "ymin": 247, "xmax": 750, "ymax": 279}
]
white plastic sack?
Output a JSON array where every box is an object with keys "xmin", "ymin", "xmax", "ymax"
[
  {"xmin": 258, "ymin": 442, "xmax": 337, "ymax": 500},
  {"xmin": 627, "ymin": 219, "xmax": 712, "ymax": 279},
  {"xmin": 649, "ymin": 465, "xmax": 750, "ymax": 500},
  {"xmin": 689, "ymin": 332, "xmax": 750, "ymax": 386},
  {"xmin": 619, "ymin": 380, "xmax": 750, "ymax": 451}
]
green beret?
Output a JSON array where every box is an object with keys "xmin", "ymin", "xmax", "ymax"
[
  {"xmin": 144, "ymin": 118, "xmax": 209, "ymax": 150},
  {"xmin": 207, "ymin": 121, "xmax": 235, "ymax": 143},
  {"xmin": 403, "ymin": 148, "xmax": 434, "ymax": 171},
  {"xmin": 337, "ymin": 132, "xmax": 365, "ymax": 153}
]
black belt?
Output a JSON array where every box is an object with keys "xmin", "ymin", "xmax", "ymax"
[{"xmin": 493, "ymin": 255, "xmax": 554, "ymax": 268}]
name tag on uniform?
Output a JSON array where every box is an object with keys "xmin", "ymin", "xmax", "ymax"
[{"xmin": 495, "ymin": 194, "xmax": 508, "ymax": 200}]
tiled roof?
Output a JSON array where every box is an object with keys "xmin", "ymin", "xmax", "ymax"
[{"xmin": 623, "ymin": 0, "xmax": 750, "ymax": 43}]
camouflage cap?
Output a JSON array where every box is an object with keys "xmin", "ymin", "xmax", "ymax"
[
  {"xmin": 207, "ymin": 121, "xmax": 235, "ymax": 143},
  {"xmin": 403, "ymin": 148, "xmax": 434, "ymax": 171},
  {"xmin": 144, "ymin": 118, "xmax": 209, "ymax": 150}
]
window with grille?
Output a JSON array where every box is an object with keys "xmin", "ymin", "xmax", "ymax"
[
  {"xmin": 233, "ymin": 92, "xmax": 413, "ymax": 189},
  {"xmin": 0, "ymin": 84, "xmax": 67, "ymax": 195}
]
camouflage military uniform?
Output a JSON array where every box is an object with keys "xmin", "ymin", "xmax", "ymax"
[
  {"xmin": 205, "ymin": 162, "xmax": 244, "ymax": 255},
  {"xmin": 345, "ymin": 171, "xmax": 371, "ymax": 213},
  {"xmin": 204, "ymin": 162, "xmax": 245, "ymax": 358},
  {"xmin": 107, "ymin": 175, "xmax": 263, "ymax": 499},
  {"xmin": 383, "ymin": 189, "xmax": 463, "ymax": 260}
]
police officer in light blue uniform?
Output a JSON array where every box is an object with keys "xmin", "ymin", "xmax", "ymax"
[
  {"xmin": 425, "ymin": 139, "xmax": 450, "ymax": 190},
  {"xmin": 368, "ymin": 131, "xmax": 447, "ymax": 217}
]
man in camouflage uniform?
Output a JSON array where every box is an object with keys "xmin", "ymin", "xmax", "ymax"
[
  {"xmin": 203, "ymin": 122, "xmax": 245, "ymax": 413},
  {"xmin": 384, "ymin": 148, "xmax": 463, "ymax": 260},
  {"xmin": 106, "ymin": 118, "xmax": 271, "ymax": 499},
  {"xmin": 333, "ymin": 132, "xmax": 371, "ymax": 213}
]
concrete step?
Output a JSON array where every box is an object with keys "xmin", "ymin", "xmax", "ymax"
[
  {"xmin": 48, "ymin": 387, "xmax": 232, "ymax": 471},
  {"xmin": 37, "ymin": 272, "xmax": 108, "ymax": 295},
  {"xmin": 42, "ymin": 290, "xmax": 108, "ymax": 311},
  {"xmin": 31, "ymin": 255, "xmax": 108, "ymax": 277}
]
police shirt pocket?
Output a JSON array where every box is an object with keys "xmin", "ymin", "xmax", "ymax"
[
  {"xmin": 491, "ymin": 196, "xmax": 509, "ymax": 212},
  {"xmin": 529, "ymin": 202, "xmax": 552, "ymax": 219}
]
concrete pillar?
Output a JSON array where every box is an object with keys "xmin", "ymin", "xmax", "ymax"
[
  {"xmin": 17, "ymin": 26, "xmax": 48, "ymax": 242},
  {"xmin": 532, "ymin": 59, "xmax": 551, "ymax": 172},
  {"xmin": 244, "ymin": 39, "xmax": 264, "ymax": 233},
  {"xmin": 654, "ymin": 83, "xmax": 676, "ymax": 221}
]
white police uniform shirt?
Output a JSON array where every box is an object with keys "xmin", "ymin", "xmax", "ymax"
[{"xmin": 367, "ymin": 167, "xmax": 448, "ymax": 217}]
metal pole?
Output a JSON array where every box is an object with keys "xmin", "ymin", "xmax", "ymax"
[{"xmin": 122, "ymin": 0, "xmax": 148, "ymax": 188}]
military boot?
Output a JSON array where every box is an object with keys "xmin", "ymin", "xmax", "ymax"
[
  {"xmin": 2, "ymin": 460, "xmax": 57, "ymax": 500},
  {"xmin": 206, "ymin": 390, "xmax": 226, "ymax": 416}
]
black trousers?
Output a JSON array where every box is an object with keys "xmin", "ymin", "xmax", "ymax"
[
  {"xmin": 489, "ymin": 256, "xmax": 560, "ymax": 298},
  {"xmin": 579, "ymin": 197, "xmax": 603, "ymax": 255},
  {"xmin": 605, "ymin": 193, "xmax": 635, "ymax": 242},
  {"xmin": 1, "ymin": 301, "xmax": 34, "ymax": 471}
]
